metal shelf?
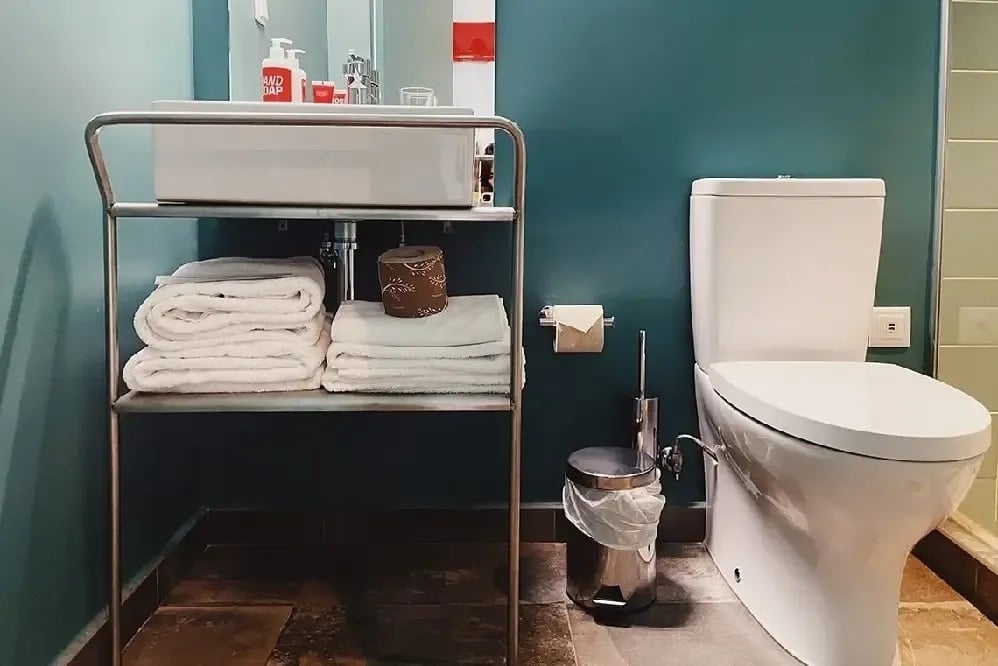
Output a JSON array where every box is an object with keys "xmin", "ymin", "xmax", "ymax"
[
  {"xmin": 86, "ymin": 109, "xmax": 527, "ymax": 666},
  {"xmin": 114, "ymin": 390, "xmax": 512, "ymax": 413},
  {"xmin": 112, "ymin": 202, "xmax": 516, "ymax": 222}
]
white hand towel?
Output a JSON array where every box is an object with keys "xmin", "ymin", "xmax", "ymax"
[
  {"xmin": 323, "ymin": 381, "xmax": 510, "ymax": 395},
  {"xmin": 135, "ymin": 256, "xmax": 325, "ymax": 349},
  {"xmin": 327, "ymin": 337, "xmax": 510, "ymax": 362},
  {"xmin": 330, "ymin": 295, "xmax": 508, "ymax": 347},
  {"xmin": 123, "ymin": 321, "xmax": 330, "ymax": 393},
  {"xmin": 330, "ymin": 354, "xmax": 510, "ymax": 378},
  {"xmin": 321, "ymin": 372, "xmax": 511, "ymax": 394}
]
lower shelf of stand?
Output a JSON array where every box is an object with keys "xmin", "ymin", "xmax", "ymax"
[{"xmin": 113, "ymin": 390, "xmax": 512, "ymax": 413}]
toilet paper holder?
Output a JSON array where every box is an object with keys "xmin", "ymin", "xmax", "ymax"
[{"xmin": 538, "ymin": 306, "xmax": 615, "ymax": 328}]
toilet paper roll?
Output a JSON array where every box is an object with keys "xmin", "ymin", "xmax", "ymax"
[
  {"xmin": 378, "ymin": 245, "xmax": 448, "ymax": 318},
  {"xmin": 550, "ymin": 305, "xmax": 604, "ymax": 353}
]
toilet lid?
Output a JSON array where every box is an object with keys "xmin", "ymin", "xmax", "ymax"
[{"xmin": 709, "ymin": 361, "xmax": 991, "ymax": 461}]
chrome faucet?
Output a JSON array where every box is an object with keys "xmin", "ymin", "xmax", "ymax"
[{"xmin": 342, "ymin": 51, "xmax": 380, "ymax": 105}]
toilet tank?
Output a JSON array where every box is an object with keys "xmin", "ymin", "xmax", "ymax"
[{"xmin": 690, "ymin": 178, "xmax": 885, "ymax": 369}]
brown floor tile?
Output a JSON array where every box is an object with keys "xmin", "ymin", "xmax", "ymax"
[
  {"xmin": 900, "ymin": 557, "xmax": 965, "ymax": 604},
  {"xmin": 568, "ymin": 601, "xmax": 798, "ymax": 665},
  {"xmin": 270, "ymin": 603, "xmax": 573, "ymax": 665},
  {"xmin": 268, "ymin": 643, "xmax": 367, "ymax": 665},
  {"xmin": 274, "ymin": 606, "xmax": 501, "ymax": 664},
  {"xmin": 656, "ymin": 542, "xmax": 737, "ymax": 603},
  {"xmin": 124, "ymin": 606, "xmax": 292, "ymax": 666},
  {"xmin": 296, "ymin": 578, "xmax": 347, "ymax": 610},
  {"xmin": 313, "ymin": 542, "xmax": 564, "ymax": 607},
  {"xmin": 163, "ymin": 579, "xmax": 303, "ymax": 607},
  {"xmin": 519, "ymin": 604, "xmax": 576, "ymax": 666},
  {"xmin": 898, "ymin": 604, "xmax": 998, "ymax": 665}
]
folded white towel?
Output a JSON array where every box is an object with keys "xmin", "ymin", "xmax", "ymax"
[
  {"xmin": 123, "ymin": 322, "xmax": 330, "ymax": 393},
  {"xmin": 330, "ymin": 355, "xmax": 510, "ymax": 378},
  {"xmin": 135, "ymin": 256, "xmax": 325, "ymax": 350},
  {"xmin": 322, "ymin": 371, "xmax": 511, "ymax": 394},
  {"xmin": 327, "ymin": 337, "xmax": 510, "ymax": 362},
  {"xmin": 330, "ymin": 295, "xmax": 507, "ymax": 347}
]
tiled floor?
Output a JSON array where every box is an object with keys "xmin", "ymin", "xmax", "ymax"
[{"xmin": 121, "ymin": 542, "xmax": 997, "ymax": 665}]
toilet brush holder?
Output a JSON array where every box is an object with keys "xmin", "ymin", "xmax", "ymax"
[{"xmin": 634, "ymin": 330, "xmax": 683, "ymax": 479}]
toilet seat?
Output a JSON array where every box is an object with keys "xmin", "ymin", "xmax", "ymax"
[{"xmin": 709, "ymin": 361, "xmax": 991, "ymax": 462}]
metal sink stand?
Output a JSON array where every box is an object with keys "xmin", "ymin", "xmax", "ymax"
[{"xmin": 84, "ymin": 111, "xmax": 527, "ymax": 666}]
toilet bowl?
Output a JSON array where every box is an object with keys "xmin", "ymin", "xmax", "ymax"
[
  {"xmin": 695, "ymin": 362, "xmax": 987, "ymax": 666},
  {"xmin": 688, "ymin": 178, "xmax": 992, "ymax": 665}
]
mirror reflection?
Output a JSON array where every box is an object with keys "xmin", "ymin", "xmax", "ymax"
[{"xmin": 229, "ymin": 0, "xmax": 496, "ymax": 202}]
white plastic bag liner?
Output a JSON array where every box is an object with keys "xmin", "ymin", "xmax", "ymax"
[{"xmin": 562, "ymin": 473, "xmax": 666, "ymax": 550}]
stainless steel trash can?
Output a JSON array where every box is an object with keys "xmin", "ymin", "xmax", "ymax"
[{"xmin": 565, "ymin": 446, "xmax": 659, "ymax": 613}]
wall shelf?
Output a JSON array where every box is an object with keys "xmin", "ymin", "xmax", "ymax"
[
  {"xmin": 85, "ymin": 110, "xmax": 527, "ymax": 666},
  {"xmin": 114, "ymin": 390, "xmax": 513, "ymax": 414},
  {"xmin": 111, "ymin": 202, "xmax": 517, "ymax": 222}
]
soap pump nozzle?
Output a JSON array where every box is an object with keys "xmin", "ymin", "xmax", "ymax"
[{"xmin": 269, "ymin": 37, "xmax": 292, "ymax": 59}]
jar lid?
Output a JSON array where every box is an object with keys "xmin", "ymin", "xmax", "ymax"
[{"xmin": 566, "ymin": 446, "xmax": 657, "ymax": 491}]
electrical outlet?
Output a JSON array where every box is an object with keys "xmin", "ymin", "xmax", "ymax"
[{"xmin": 868, "ymin": 306, "xmax": 911, "ymax": 348}]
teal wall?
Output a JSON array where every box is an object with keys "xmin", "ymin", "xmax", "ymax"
[
  {"xmin": 0, "ymin": 3, "xmax": 200, "ymax": 663},
  {"xmin": 196, "ymin": 0, "xmax": 940, "ymax": 508}
]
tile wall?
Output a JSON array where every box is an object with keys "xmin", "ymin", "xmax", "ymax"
[{"xmin": 938, "ymin": 0, "xmax": 998, "ymax": 534}]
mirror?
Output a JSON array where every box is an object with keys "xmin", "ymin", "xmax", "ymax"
[{"xmin": 228, "ymin": 0, "xmax": 496, "ymax": 202}]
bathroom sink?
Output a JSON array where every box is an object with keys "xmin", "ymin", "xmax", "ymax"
[{"xmin": 152, "ymin": 100, "xmax": 476, "ymax": 208}]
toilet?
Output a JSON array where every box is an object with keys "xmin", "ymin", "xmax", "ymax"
[{"xmin": 689, "ymin": 178, "xmax": 991, "ymax": 666}]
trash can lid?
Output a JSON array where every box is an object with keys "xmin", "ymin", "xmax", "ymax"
[{"xmin": 566, "ymin": 446, "xmax": 658, "ymax": 491}]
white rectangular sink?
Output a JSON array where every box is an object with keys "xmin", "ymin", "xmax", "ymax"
[{"xmin": 152, "ymin": 100, "xmax": 476, "ymax": 208}]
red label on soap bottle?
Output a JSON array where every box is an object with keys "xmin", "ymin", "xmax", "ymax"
[{"xmin": 262, "ymin": 67, "xmax": 291, "ymax": 102}]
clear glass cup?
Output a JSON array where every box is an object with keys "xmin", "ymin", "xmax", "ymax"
[{"xmin": 399, "ymin": 87, "xmax": 437, "ymax": 106}]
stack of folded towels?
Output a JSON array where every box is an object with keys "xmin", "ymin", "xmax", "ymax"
[
  {"xmin": 322, "ymin": 294, "xmax": 520, "ymax": 394},
  {"xmin": 123, "ymin": 257, "xmax": 330, "ymax": 393}
]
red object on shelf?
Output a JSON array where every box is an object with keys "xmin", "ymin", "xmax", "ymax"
[
  {"xmin": 453, "ymin": 21, "xmax": 495, "ymax": 62},
  {"xmin": 312, "ymin": 81, "xmax": 335, "ymax": 103}
]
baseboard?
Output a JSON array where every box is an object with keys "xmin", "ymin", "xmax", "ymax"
[
  {"xmin": 57, "ymin": 508, "xmax": 208, "ymax": 666},
  {"xmin": 914, "ymin": 516, "xmax": 998, "ymax": 622},
  {"xmin": 201, "ymin": 503, "xmax": 706, "ymax": 546}
]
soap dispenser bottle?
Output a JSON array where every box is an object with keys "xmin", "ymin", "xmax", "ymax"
[
  {"xmin": 286, "ymin": 48, "xmax": 307, "ymax": 102},
  {"xmin": 261, "ymin": 37, "xmax": 293, "ymax": 102}
]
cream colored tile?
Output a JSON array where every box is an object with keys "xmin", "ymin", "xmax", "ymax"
[
  {"xmin": 944, "ymin": 141, "xmax": 998, "ymax": 209},
  {"xmin": 951, "ymin": 0, "xmax": 998, "ymax": 70},
  {"xmin": 958, "ymin": 478, "xmax": 998, "ymax": 530},
  {"xmin": 979, "ymin": 423, "xmax": 998, "ymax": 479},
  {"xmin": 937, "ymin": 346, "xmax": 998, "ymax": 409},
  {"xmin": 938, "ymin": 279, "xmax": 998, "ymax": 344},
  {"xmin": 948, "ymin": 71, "xmax": 998, "ymax": 139},
  {"xmin": 941, "ymin": 210, "xmax": 998, "ymax": 277}
]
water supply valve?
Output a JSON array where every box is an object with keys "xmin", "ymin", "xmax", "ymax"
[{"xmin": 660, "ymin": 442, "xmax": 683, "ymax": 481}]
